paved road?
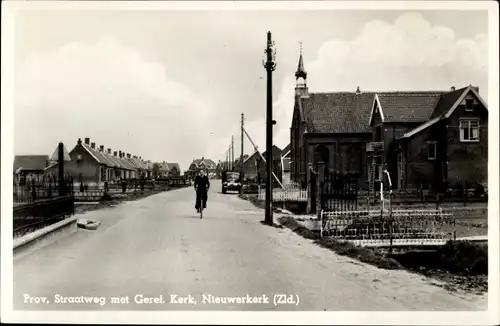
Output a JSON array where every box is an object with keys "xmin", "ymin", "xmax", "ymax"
[{"xmin": 14, "ymin": 182, "xmax": 486, "ymax": 311}]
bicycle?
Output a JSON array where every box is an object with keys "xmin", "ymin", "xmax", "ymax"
[
  {"xmin": 199, "ymin": 195, "xmax": 204, "ymax": 219},
  {"xmin": 196, "ymin": 188, "xmax": 207, "ymax": 219}
]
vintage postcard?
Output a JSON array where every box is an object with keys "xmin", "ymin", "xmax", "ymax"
[{"xmin": 1, "ymin": 0, "xmax": 499, "ymax": 324}]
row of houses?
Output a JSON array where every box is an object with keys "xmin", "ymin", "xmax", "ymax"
[
  {"xmin": 14, "ymin": 137, "xmax": 181, "ymax": 184},
  {"xmin": 288, "ymin": 51, "xmax": 488, "ymax": 192}
]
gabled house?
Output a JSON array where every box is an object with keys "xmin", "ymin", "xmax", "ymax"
[
  {"xmin": 14, "ymin": 155, "xmax": 49, "ymax": 175},
  {"xmin": 51, "ymin": 137, "xmax": 152, "ymax": 184},
  {"xmin": 166, "ymin": 162, "xmax": 181, "ymax": 177},
  {"xmin": 241, "ymin": 151, "xmax": 261, "ymax": 181},
  {"xmin": 375, "ymin": 85, "xmax": 488, "ymax": 191},
  {"xmin": 290, "ymin": 50, "xmax": 487, "ymax": 193},
  {"xmin": 257, "ymin": 145, "xmax": 282, "ymax": 184},
  {"xmin": 186, "ymin": 157, "xmax": 217, "ymax": 178}
]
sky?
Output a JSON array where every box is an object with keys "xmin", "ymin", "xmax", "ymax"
[{"xmin": 13, "ymin": 6, "xmax": 489, "ymax": 172}]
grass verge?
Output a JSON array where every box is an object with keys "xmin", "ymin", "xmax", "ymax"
[
  {"xmin": 278, "ymin": 215, "xmax": 402, "ymax": 270},
  {"xmin": 277, "ymin": 214, "xmax": 488, "ymax": 294}
]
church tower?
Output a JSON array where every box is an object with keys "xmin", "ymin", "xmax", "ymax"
[{"xmin": 295, "ymin": 42, "xmax": 308, "ymax": 98}]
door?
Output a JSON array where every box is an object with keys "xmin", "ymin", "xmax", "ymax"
[{"xmin": 397, "ymin": 153, "xmax": 404, "ymax": 190}]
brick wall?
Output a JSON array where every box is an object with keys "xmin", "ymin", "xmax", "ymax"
[{"xmin": 446, "ymin": 95, "xmax": 488, "ymax": 188}]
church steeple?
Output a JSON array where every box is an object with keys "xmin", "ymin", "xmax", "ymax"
[
  {"xmin": 295, "ymin": 42, "xmax": 308, "ymax": 97},
  {"xmin": 295, "ymin": 42, "xmax": 307, "ymax": 81}
]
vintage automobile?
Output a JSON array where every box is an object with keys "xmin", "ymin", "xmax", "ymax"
[{"xmin": 222, "ymin": 171, "xmax": 241, "ymax": 194}]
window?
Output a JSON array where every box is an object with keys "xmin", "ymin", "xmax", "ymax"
[
  {"xmin": 465, "ymin": 99, "xmax": 474, "ymax": 111},
  {"xmin": 460, "ymin": 119, "xmax": 480, "ymax": 142},
  {"xmin": 427, "ymin": 142, "xmax": 437, "ymax": 160}
]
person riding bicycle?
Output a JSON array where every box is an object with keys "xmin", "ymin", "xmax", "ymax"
[{"xmin": 194, "ymin": 169, "xmax": 210, "ymax": 213}]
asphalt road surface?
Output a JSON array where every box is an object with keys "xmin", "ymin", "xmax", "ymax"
[{"xmin": 13, "ymin": 182, "xmax": 487, "ymax": 311}]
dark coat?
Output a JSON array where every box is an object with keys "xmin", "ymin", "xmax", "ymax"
[{"xmin": 194, "ymin": 175, "xmax": 210, "ymax": 192}]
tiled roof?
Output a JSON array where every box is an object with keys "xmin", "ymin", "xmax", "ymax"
[
  {"xmin": 192, "ymin": 158, "xmax": 216, "ymax": 168},
  {"xmin": 14, "ymin": 155, "xmax": 49, "ymax": 173},
  {"xmin": 301, "ymin": 92, "xmax": 375, "ymax": 133},
  {"xmin": 430, "ymin": 87, "xmax": 469, "ymax": 118},
  {"xmin": 166, "ymin": 162, "xmax": 180, "ymax": 171},
  {"xmin": 301, "ymin": 90, "xmax": 454, "ymax": 133},
  {"xmin": 103, "ymin": 152, "xmax": 123, "ymax": 168},
  {"xmin": 377, "ymin": 92, "xmax": 445, "ymax": 123}
]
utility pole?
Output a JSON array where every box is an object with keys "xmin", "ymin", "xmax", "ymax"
[
  {"xmin": 231, "ymin": 135, "xmax": 234, "ymax": 171},
  {"xmin": 240, "ymin": 113, "xmax": 244, "ymax": 194},
  {"xmin": 262, "ymin": 31, "xmax": 277, "ymax": 225}
]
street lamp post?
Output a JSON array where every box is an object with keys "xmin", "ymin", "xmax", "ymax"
[{"xmin": 262, "ymin": 31, "xmax": 277, "ymax": 225}]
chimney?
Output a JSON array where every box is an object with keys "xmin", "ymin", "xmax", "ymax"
[
  {"xmin": 91, "ymin": 142, "xmax": 96, "ymax": 149},
  {"xmin": 114, "ymin": 151, "xmax": 117, "ymax": 157},
  {"xmin": 451, "ymin": 86, "xmax": 456, "ymax": 91},
  {"xmin": 127, "ymin": 153, "xmax": 131, "ymax": 158},
  {"xmin": 119, "ymin": 150, "xmax": 122, "ymax": 157},
  {"xmin": 84, "ymin": 138, "xmax": 90, "ymax": 145},
  {"xmin": 77, "ymin": 138, "xmax": 82, "ymax": 145},
  {"xmin": 108, "ymin": 148, "xmax": 111, "ymax": 154},
  {"xmin": 356, "ymin": 86, "xmax": 361, "ymax": 94},
  {"xmin": 100, "ymin": 145, "xmax": 104, "ymax": 152}
]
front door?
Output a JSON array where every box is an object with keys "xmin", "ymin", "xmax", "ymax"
[{"xmin": 397, "ymin": 153, "xmax": 404, "ymax": 190}]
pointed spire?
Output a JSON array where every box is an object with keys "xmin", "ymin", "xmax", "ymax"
[{"xmin": 295, "ymin": 42, "xmax": 307, "ymax": 80}]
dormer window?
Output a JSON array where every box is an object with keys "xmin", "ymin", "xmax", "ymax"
[{"xmin": 465, "ymin": 99, "xmax": 474, "ymax": 111}]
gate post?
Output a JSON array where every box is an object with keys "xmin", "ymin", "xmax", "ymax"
[
  {"xmin": 307, "ymin": 163, "xmax": 312, "ymax": 213},
  {"xmin": 316, "ymin": 161, "xmax": 325, "ymax": 219}
]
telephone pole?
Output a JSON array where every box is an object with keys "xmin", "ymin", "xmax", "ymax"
[
  {"xmin": 231, "ymin": 135, "xmax": 234, "ymax": 171},
  {"xmin": 262, "ymin": 31, "xmax": 277, "ymax": 225},
  {"xmin": 240, "ymin": 113, "xmax": 244, "ymax": 194}
]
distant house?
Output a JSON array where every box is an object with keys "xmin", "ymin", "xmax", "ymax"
[
  {"xmin": 166, "ymin": 162, "xmax": 181, "ymax": 177},
  {"xmin": 156, "ymin": 161, "xmax": 181, "ymax": 178},
  {"xmin": 241, "ymin": 151, "xmax": 261, "ymax": 181},
  {"xmin": 14, "ymin": 155, "xmax": 49, "ymax": 176},
  {"xmin": 257, "ymin": 145, "xmax": 282, "ymax": 184},
  {"xmin": 186, "ymin": 157, "xmax": 217, "ymax": 179}
]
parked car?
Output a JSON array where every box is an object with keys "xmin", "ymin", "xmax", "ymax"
[{"xmin": 222, "ymin": 172, "xmax": 241, "ymax": 194}]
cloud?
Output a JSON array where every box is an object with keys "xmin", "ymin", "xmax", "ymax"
[
  {"xmin": 263, "ymin": 12, "xmax": 489, "ymax": 150},
  {"xmin": 15, "ymin": 36, "xmax": 215, "ymax": 171}
]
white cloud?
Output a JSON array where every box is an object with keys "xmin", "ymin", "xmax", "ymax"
[
  {"xmin": 264, "ymin": 12, "xmax": 488, "ymax": 150},
  {"xmin": 15, "ymin": 37, "xmax": 215, "ymax": 171}
]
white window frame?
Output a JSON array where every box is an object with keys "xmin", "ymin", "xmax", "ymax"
[
  {"xmin": 459, "ymin": 118, "xmax": 480, "ymax": 142},
  {"xmin": 465, "ymin": 99, "xmax": 474, "ymax": 112},
  {"xmin": 427, "ymin": 141, "xmax": 437, "ymax": 160}
]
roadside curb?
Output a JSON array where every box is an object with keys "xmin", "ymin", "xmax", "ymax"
[{"xmin": 14, "ymin": 216, "xmax": 78, "ymax": 260}]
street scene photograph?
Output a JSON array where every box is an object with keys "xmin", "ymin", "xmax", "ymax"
[{"xmin": 2, "ymin": 1, "xmax": 498, "ymax": 324}]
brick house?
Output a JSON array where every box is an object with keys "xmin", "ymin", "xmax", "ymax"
[
  {"xmin": 186, "ymin": 157, "xmax": 216, "ymax": 178},
  {"xmin": 241, "ymin": 152, "xmax": 260, "ymax": 181},
  {"xmin": 367, "ymin": 85, "xmax": 488, "ymax": 191},
  {"xmin": 14, "ymin": 155, "xmax": 50, "ymax": 176},
  {"xmin": 161, "ymin": 162, "xmax": 181, "ymax": 177},
  {"xmin": 48, "ymin": 138, "xmax": 149, "ymax": 184},
  {"xmin": 290, "ymin": 51, "xmax": 487, "ymax": 193},
  {"xmin": 257, "ymin": 145, "xmax": 282, "ymax": 184}
]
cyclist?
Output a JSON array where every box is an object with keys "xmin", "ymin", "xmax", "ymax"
[{"xmin": 194, "ymin": 169, "xmax": 210, "ymax": 213}]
